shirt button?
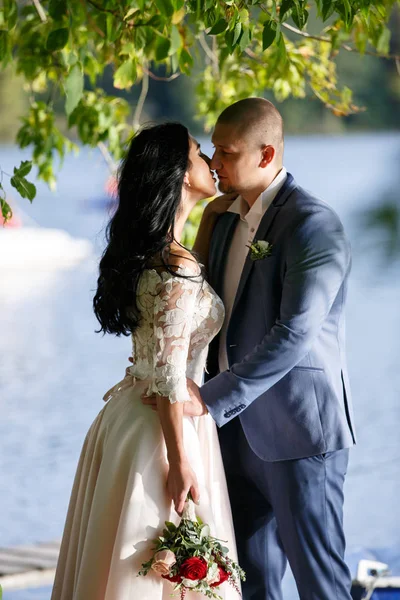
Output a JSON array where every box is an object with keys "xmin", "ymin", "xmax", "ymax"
[{"xmin": 250, "ymin": 227, "xmax": 255, "ymax": 233}]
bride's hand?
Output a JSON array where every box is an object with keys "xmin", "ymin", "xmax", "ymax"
[{"xmin": 167, "ymin": 460, "xmax": 200, "ymax": 516}]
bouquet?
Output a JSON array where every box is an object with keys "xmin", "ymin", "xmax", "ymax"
[{"xmin": 138, "ymin": 496, "xmax": 245, "ymax": 599}]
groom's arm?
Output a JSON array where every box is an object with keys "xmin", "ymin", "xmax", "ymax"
[{"xmin": 201, "ymin": 209, "xmax": 352, "ymax": 427}]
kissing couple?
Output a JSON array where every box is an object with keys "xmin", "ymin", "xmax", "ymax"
[{"xmin": 51, "ymin": 98, "xmax": 356, "ymax": 600}]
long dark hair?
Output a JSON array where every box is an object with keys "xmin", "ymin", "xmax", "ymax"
[{"xmin": 93, "ymin": 123, "xmax": 192, "ymax": 336}]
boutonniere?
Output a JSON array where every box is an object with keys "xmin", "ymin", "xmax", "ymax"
[{"xmin": 246, "ymin": 239, "xmax": 273, "ymax": 261}]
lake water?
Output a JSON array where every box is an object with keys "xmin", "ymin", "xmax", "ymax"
[{"xmin": 1, "ymin": 134, "xmax": 400, "ymax": 599}]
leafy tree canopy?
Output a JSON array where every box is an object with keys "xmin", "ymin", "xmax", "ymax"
[{"xmin": 0, "ymin": 0, "xmax": 398, "ymax": 221}]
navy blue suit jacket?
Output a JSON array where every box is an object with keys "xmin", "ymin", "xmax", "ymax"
[{"xmin": 201, "ymin": 174, "xmax": 356, "ymax": 461}]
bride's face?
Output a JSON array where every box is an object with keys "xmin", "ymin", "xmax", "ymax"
[{"xmin": 185, "ymin": 138, "xmax": 217, "ymax": 201}]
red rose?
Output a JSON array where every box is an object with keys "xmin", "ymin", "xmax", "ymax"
[
  {"xmin": 210, "ymin": 566, "xmax": 230, "ymax": 587},
  {"xmin": 180, "ymin": 557, "xmax": 208, "ymax": 581},
  {"xmin": 162, "ymin": 573, "xmax": 182, "ymax": 583}
]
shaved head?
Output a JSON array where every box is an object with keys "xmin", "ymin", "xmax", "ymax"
[{"xmin": 217, "ymin": 97, "xmax": 284, "ymax": 158}]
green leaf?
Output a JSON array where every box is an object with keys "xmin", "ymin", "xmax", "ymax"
[
  {"xmin": 232, "ymin": 21, "xmax": 242, "ymax": 46},
  {"xmin": 0, "ymin": 197, "xmax": 13, "ymax": 223},
  {"xmin": 144, "ymin": 15, "xmax": 164, "ymax": 28},
  {"xmin": 14, "ymin": 160, "xmax": 32, "ymax": 178},
  {"xmin": 10, "ymin": 175, "xmax": 36, "ymax": 202},
  {"xmin": 208, "ymin": 18, "xmax": 228, "ymax": 35},
  {"xmin": 0, "ymin": 30, "xmax": 8, "ymax": 61},
  {"xmin": 49, "ymin": 0, "xmax": 67, "ymax": 20},
  {"xmin": 65, "ymin": 63, "xmax": 83, "ymax": 115},
  {"xmin": 277, "ymin": 33, "xmax": 287, "ymax": 63},
  {"xmin": 262, "ymin": 20, "xmax": 276, "ymax": 50},
  {"xmin": 239, "ymin": 27, "xmax": 250, "ymax": 52},
  {"xmin": 292, "ymin": 6, "xmax": 308, "ymax": 29},
  {"xmin": 106, "ymin": 13, "xmax": 121, "ymax": 42},
  {"xmin": 377, "ymin": 27, "xmax": 390, "ymax": 55},
  {"xmin": 124, "ymin": 7, "xmax": 140, "ymax": 20},
  {"xmin": 179, "ymin": 47, "xmax": 193, "ymax": 74},
  {"xmin": 4, "ymin": 0, "xmax": 18, "ymax": 29},
  {"xmin": 200, "ymin": 524, "xmax": 210, "ymax": 539},
  {"xmin": 135, "ymin": 25, "xmax": 153, "ymax": 50},
  {"xmin": 165, "ymin": 521, "xmax": 177, "ymax": 532},
  {"xmin": 155, "ymin": 36, "xmax": 171, "ymax": 61},
  {"xmin": 169, "ymin": 24, "xmax": 181, "ymax": 55},
  {"xmin": 46, "ymin": 28, "xmax": 69, "ymax": 52},
  {"xmin": 322, "ymin": 0, "xmax": 335, "ymax": 21},
  {"xmin": 341, "ymin": 0, "xmax": 352, "ymax": 26},
  {"xmin": 154, "ymin": 0, "xmax": 174, "ymax": 17},
  {"xmin": 113, "ymin": 59, "xmax": 137, "ymax": 89},
  {"xmin": 0, "ymin": 181, "xmax": 12, "ymax": 223},
  {"xmin": 342, "ymin": 86, "xmax": 352, "ymax": 105},
  {"xmin": 279, "ymin": 0, "xmax": 293, "ymax": 20}
]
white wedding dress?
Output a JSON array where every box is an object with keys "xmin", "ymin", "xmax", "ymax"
[{"xmin": 51, "ymin": 264, "xmax": 239, "ymax": 600}]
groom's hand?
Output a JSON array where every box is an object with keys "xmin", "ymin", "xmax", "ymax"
[{"xmin": 141, "ymin": 378, "xmax": 208, "ymax": 416}]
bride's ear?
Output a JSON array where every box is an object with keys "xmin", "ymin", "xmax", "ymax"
[{"xmin": 183, "ymin": 172, "xmax": 191, "ymax": 189}]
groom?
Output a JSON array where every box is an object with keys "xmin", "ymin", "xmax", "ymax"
[{"xmin": 187, "ymin": 98, "xmax": 356, "ymax": 599}]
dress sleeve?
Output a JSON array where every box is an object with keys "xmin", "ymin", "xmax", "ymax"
[{"xmin": 148, "ymin": 272, "xmax": 200, "ymax": 404}]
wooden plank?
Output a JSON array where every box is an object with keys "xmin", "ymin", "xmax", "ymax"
[
  {"xmin": 0, "ymin": 568, "xmax": 56, "ymax": 590},
  {"xmin": 0, "ymin": 551, "xmax": 57, "ymax": 570},
  {"xmin": 37, "ymin": 541, "xmax": 60, "ymax": 549},
  {"xmin": 0, "ymin": 563, "xmax": 27, "ymax": 575},
  {"xmin": 0, "ymin": 546, "xmax": 59, "ymax": 561},
  {"xmin": 0, "ymin": 539, "xmax": 60, "ymax": 582}
]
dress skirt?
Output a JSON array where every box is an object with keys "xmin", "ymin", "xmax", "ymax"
[{"xmin": 51, "ymin": 378, "xmax": 239, "ymax": 600}]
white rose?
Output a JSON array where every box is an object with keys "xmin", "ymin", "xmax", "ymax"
[
  {"xmin": 257, "ymin": 240, "xmax": 270, "ymax": 249},
  {"xmin": 151, "ymin": 550, "xmax": 176, "ymax": 576}
]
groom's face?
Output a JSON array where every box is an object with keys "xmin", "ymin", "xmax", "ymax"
[{"xmin": 210, "ymin": 122, "xmax": 263, "ymax": 194}]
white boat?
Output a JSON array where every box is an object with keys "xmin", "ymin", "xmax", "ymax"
[{"xmin": 352, "ymin": 560, "xmax": 400, "ymax": 599}]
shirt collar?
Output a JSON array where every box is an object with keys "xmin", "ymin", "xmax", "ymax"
[{"xmin": 228, "ymin": 167, "xmax": 287, "ymax": 221}]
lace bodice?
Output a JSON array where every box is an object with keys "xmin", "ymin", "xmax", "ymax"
[{"xmin": 129, "ymin": 264, "xmax": 224, "ymax": 403}]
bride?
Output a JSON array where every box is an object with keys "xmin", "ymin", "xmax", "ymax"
[{"xmin": 51, "ymin": 123, "xmax": 238, "ymax": 600}]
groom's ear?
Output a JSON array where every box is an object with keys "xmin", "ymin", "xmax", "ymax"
[{"xmin": 260, "ymin": 145, "xmax": 275, "ymax": 168}]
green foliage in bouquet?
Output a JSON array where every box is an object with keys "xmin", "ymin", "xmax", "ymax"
[{"xmin": 139, "ymin": 499, "xmax": 245, "ymax": 599}]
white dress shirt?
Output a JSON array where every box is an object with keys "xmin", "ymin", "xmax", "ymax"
[{"xmin": 218, "ymin": 167, "xmax": 288, "ymax": 372}]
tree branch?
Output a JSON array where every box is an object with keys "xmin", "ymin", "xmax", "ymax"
[
  {"xmin": 79, "ymin": 0, "xmax": 105, "ymax": 38},
  {"xmin": 198, "ymin": 32, "xmax": 216, "ymax": 62},
  {"xmin": 198, "ymin": 31, "xmax": 220, "ymax": 77},
  {"xmin": 87, "ymin": 0, "xmax": 119, "ymax": 16},
  {"xmin": 142, "ymin": 67, "xmax": 180, "ymax": 82},
  {"xmin": 245, "ymin": 48, "xmax": 264, "ymax": 64},
  {"xmin": 97, "ymin": 142, "xmax": 117, "ymax": 173},
  {"xmin": 260, "ymin": 4, "xmax": 400, "ymax": 61},
  {"xmin": 32, "ymin": 0, "xmax": 47, "ymax": 22},
  {"xmin": 133, "ymin": 66, "xmax": 149, "ymax": 130}
]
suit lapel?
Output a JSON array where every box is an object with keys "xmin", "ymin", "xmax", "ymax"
[
  {"xmin": 230, "ymin": 173, "xmax": 298, "ymax": 317},
  {"xmin": 209, "ymin": 212, "xmax": 239, "ymax": 298}
]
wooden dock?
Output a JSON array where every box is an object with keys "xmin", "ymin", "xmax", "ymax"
[{"xmin": 0, "ymin": 540, "xmax": 60, "ymax": 591}]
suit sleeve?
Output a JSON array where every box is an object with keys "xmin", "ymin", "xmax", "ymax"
[{"xmin": 201, "ymin": 209, "xmax": 352, "ymax": 427}]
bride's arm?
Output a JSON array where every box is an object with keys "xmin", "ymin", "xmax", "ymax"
[
  {"xmin": 156, "ymin": 398, "xmax": 199, "ymax": 515},
  {"xmin": 147, "ymin": 254, "xmax": 202, "ymax": 515}
]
